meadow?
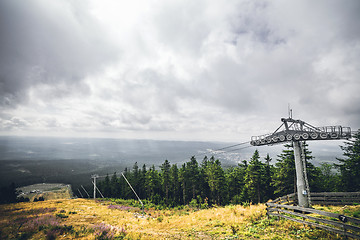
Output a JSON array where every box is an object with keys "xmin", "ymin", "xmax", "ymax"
[{"xmin": 0, "ymin": 198, "xmax": 354, "ymax": 239}]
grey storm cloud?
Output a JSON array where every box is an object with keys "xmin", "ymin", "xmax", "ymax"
[
  {"xmin": 0, "ymin": 0, "xmax": 119, "ymax": 107},
  {"xmin": 0, "ymin": 0, "xmax": 359, "ymax": 140}
]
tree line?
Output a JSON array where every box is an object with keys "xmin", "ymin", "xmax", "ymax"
[
  {"xmin": 1, "ymin": 131, "xmax": 358, "ymax": 205},
  {"xmin": 96, "ymin": 131, "xmax": 360, "ymax": 207}
]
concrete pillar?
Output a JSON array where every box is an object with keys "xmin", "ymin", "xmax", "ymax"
[{"xmin": 293, "ymin": 141, "xmax": 310, "ymax": 208}]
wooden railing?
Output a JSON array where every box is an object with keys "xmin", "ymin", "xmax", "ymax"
[
  {"xmin": 266, "ymin": 192, "xmax": 360, "ymax": 239},
  {"xmin": 311, "ymin": 192, "xmax": 360, "ymax": 205},
  {"xmin": 270, "ymin": 193, "xmax": 297, "ymax": 205}
]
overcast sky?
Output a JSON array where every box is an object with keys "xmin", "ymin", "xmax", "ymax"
[{"xmin": 0, "ymin": 0, "xmax": 359, "ymax": 142}]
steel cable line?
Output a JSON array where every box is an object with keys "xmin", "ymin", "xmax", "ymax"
[
  {"xmin": 220, "ymin": 145, "xmax": 253, "ymax": 153},
  {"xmin": 213, "ymin": 141, "xmax": 251, "ymax": 151},
  {"xmin": 192, "ymin": 141, "xmax": 252, "ymax": 159}
]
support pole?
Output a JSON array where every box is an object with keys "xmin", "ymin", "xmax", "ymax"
[
  {"xmin": 92, "ymin": 181, "xmax": 105, "ymax": 198},
  {"xmin": 91, "ymin": 174, "xmax": 99, "ymax": 199},
  {"xmin": 77, "ymin": 189, "xmax": 84, "ymax": 198},
  {"xmin": 93, "ymin": 177, "xmax": 96, "ymax": 199},
  {"xmin": 293, "ymin": 141, "xmax": 310, "ymax": 208},
  {"xmin": 81, "ymin": 185, "xmax": 90, "ymax": 198},
  {"xmin": 121, "ymin": 172, "xmax": 144, "ymax": 211},
  {"xmin": 300, "ymin": 141, "xmax": 311, "ymax": 206}
]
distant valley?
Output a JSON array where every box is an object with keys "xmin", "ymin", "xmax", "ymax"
[{"xmin": 0, "ymin": 136, "xmax": 344, "ymax": 191}]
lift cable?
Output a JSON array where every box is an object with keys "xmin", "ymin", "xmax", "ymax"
[
  {"xmin": 213, "ymin": 141, "xmax": 251, "ymax": 151},
  {"xmin": 193, "ymin": 141, "xmax": 251, "ymax": 159},
  {"xmin": 220, "ymin": 145, "xmax": 253, "ymax": 153}
]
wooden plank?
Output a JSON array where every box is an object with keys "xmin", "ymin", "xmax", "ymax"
[
  {"xmin": 270, "ymin": 193, "xmax": 296, "ymax": 204},
  {"xmin": 266, "ymin": 202, "xmax": 360, "ymax": 225},
  {"xmin": 311, "ymin": 192, "xmax": 360, "ymax": 197},
  {"xmin": 311, "ymin": 197, "xmax": 360, "ymax": 201},
  {"xmin": 269, "ymin": 207, "xmax": 360, "ymax": 233},
  {"xmin": 311, "ymin": 201, "xmax": 360, "ymax": 206},
  {"xmin": 278, "ymin": 199, "xmax": 296, "ymax": 204},
  {"xmin": 268, "ymin": 212, "xmax": 360, "ymax": 239}
]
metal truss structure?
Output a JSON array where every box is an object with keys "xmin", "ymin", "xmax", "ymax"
[
  {"xmin": 251, "ymin": 118, "xmax": 352, "ymax": 146},
  {"xmin": 250, "ymin": 117, "xmax": 352, "ymax": 208}
]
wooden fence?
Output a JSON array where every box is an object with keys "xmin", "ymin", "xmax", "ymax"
[
  {"xmin": 266, "ymin": 192, "xmax": 360, "ymax": 239},
  {"xmin": 311, "ymin": 192, "xmax": 360, "ymax": 205}
]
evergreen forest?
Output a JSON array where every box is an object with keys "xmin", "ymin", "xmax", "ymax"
[
  {"xmin": 96, "ymin": 131, "xmax": 360, "ymax": 207},
  {"xmin": 1, "ymin": 131, "xmax": 359, "ymax": 206}
]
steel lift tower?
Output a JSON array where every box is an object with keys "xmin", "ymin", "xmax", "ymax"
[{"xmin": 250, "ymin": 117, "xmax": 352, "ymax": 208}]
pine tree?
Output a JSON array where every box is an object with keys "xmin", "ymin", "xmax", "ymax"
[
  {"xmin": 110, "ymin": 172, "xmax": 120, "ymax": 197},
  {"xmin": 199, "ymin": 156, "xmax": 211, "ymax": 200},
  {"xmin": 263, "ymin": 154, "xmax": 274, "ymax": 201},
  {"xmin": 139, "ymin": 164, "xmax": 147, "ymax": 199},
  {"xmin": 132, "ymin": 162, "xmax": 140, "ymax": 197},
  {"xmin": 204, "ymin": 158, "xmax": 226, "ymax": 205},
  {"xmin": 319, "ymin": 163, "xmax": 340, "ymax": 192},
  {"xmin": 170, "ymin": 164, "xmax": 180, "ymax": 204},
  {"xmin": 301, "ymin": 143, "xmax": 322, "ymax": 192},
  {"xmin": 160, "ymin": 159, "xmax": 171, "ymax": 204},
  {"xmin": 179, "ymin": 163, "xmax": 188, "ymax": 204},
  {"xmin": 122, "ymin": 167, "xmax": 132, "ymax": 199},
  {"xmin": 226, "ymin": 162, "xmax": 246, "ymax": 204},
  {"xmin": 273, "ymin": 142, "xmax": 320, "ymax": 197},
  {"xmin": 102, "ymin": 174, "xmax": 111, "ymax": 197},
  {"xmin": 244, "ymin": 150, "xmax": 265, "ymax": 203},
  {"xmin": 213, "ymin": 159, "xmax": 226, "ymax": 204},
  {"xmin": 273, "ymin": 144, "xmax": 296, "ymax": 196},
  {"xmin": 335, "ymin": 130, "xmax": 360, "ymax": 191},
  {"xmin": 145, "ymin": 165, "xmax": 161, "ymax": 201},
  {"xmin": 186, "ymin": 156, "xmax": 200, "ymax": 200}
]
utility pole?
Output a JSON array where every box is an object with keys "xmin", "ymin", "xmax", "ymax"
[{"xmin": 91, "ymin": 174, "xmax": 99, "ymax": 199}]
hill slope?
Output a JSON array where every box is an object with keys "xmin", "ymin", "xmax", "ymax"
[
  {"xmin": 17, "ymin": 183, "xmax": 73, "ymax": 202},
  {"xmin": 0, "ymin": 199, "xmax": 348, "ymax": 239}
]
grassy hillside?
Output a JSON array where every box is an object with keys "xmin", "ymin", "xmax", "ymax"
[
  {"xmin": 17, "ymin": 183, "xmax": 73, "ymax": 202},
  {"xmin": 0, "ymin": 198, "xmax": 353, "ymax": 239}
]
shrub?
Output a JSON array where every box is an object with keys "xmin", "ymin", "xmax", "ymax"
[
  {"xmin": 93, "ymin": 223, "xmax": 127, "ymax": 240},
  {"xmin": 23, "ymin": 214, "xmax": 60, "ymax": 231},
  {"xmin": 33, "ymin": 197, "xmax": 45, "ymax": 202},
  {"xmin": 157, "ymin": 216, "xmax": 163, "ymax": 222},
  {"xmin": 45, "ymin": 225, "xmax": 74, "ymax": 240},
  {"xmin": 18, "ymin": 196, "xmax": 30, "ymax": 202},
  {"xmin": 352, "ymin": 209, "xmax": 360, "ymax": 218},
  {"xmin": 189, "ymin": 198, "xmax": 198, "ymax": 209},
  {"xmin": 107, "ymin": 205, "xmax": 133, "ymax": 211},
  {"xmin": 56, "ymin": 213, "xmax": 68, "ymax": 219}
]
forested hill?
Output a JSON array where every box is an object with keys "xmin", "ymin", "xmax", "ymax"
[
  {"xmin": 0, "ymin": 131, "xmax": 359, "ymax": 206},
  {"xmin": 96, "ymin": 131, "xmax": 360, "ymax": 207}
]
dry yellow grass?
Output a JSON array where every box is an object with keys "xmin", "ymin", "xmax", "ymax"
[{"xmin": 0, "ymin": 198, "xmax": 350, "ymax": 239}]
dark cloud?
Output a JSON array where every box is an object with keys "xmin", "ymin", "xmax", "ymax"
[
  {"xmin": 0, "ymin": 0, "xmax": 119, "ymax": 107},
  {"xmin": 0, "ymin": 0, "xmax": 359, "ymax": 140}
]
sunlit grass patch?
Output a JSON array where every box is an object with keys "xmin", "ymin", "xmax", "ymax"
[{"xmin": 0, "ymin": 199, "xmax": 356, "ymax": 239}]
